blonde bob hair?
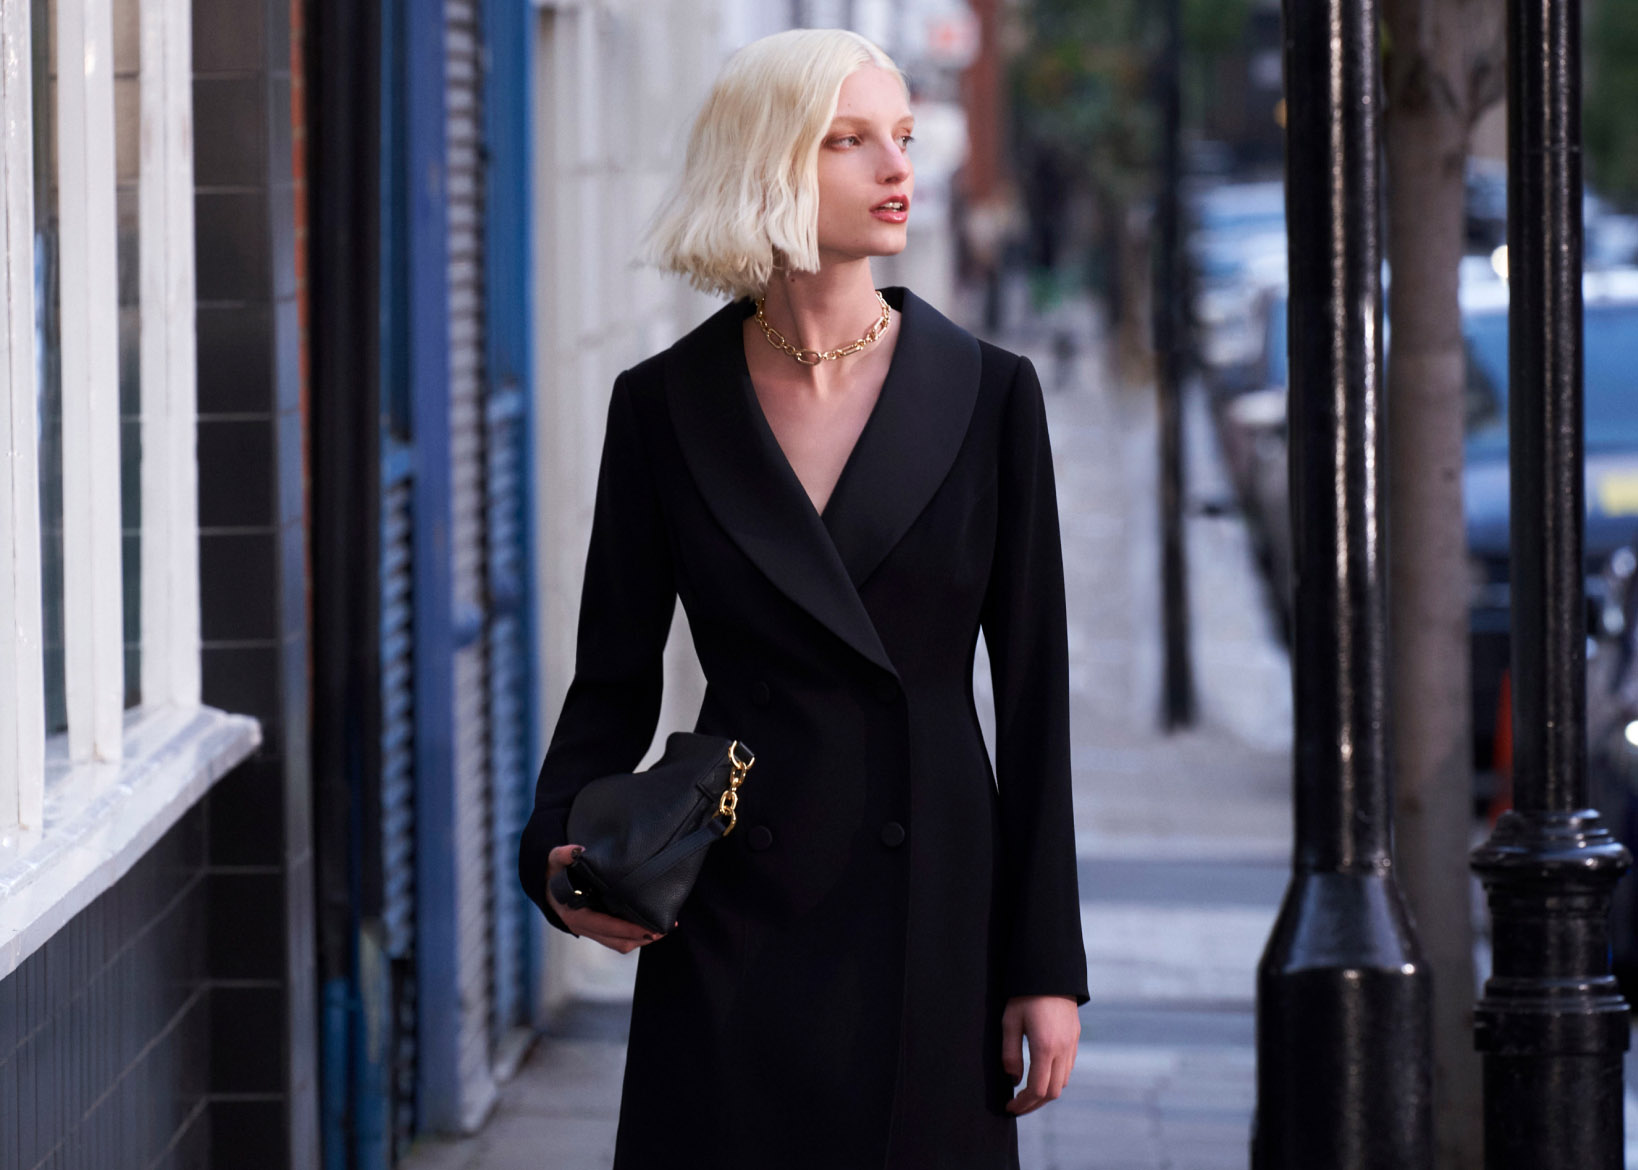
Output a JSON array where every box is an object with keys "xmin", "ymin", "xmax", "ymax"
[{"xmin": 644, "ymin": 29, "xmax": 906, "ymax": 301}]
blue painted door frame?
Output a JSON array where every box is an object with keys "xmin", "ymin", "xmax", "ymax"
[
  {"xmin": 405, "ymin": 0, "xmax": 539, "ymax": 1136},
  {"xmin": 480, "ymin": 0, "xmax": 542, "ymax": 1049},
  {"xmin": 403, "ymin": 0, "xmax": 462, "ymax": 1136}
]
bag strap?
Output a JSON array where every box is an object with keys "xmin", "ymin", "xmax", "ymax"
[{"xmin": 617, "ymin": 817, "xmax": 729, "ymax": 894}]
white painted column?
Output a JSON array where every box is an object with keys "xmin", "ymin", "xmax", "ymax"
[
  {"xmin": 139, "ymin": 0, "xmax": 201, "ymax": 709},
  {"xmin": 1, "ymin": 0, "xmax": 45, "ymax": 832},
  {"xmin": 58, "ymin": 0, "xmax": 126, "ymax": 762}
]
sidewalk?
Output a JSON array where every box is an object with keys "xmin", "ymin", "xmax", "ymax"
[
  {"xmin": 1008, "ymin": 298, "xmax": 1287, "ymax": 1169},
  {"xmin": 402, "ymin": 297, "xmax": 1294, "ymax": 1170}
]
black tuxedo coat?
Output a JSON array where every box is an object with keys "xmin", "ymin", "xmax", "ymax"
[{"xmin": 519, "ymin": 288, "xmax": 1088, "ymax": 1169}]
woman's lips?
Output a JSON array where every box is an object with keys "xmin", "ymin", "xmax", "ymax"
[{"xmin": 871, "ymin": 198, "xmax": 909, "ymax": 224}]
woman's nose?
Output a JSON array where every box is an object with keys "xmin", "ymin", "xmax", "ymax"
[{"xmin": 879, "ymin": 145, "xmax": 910, "ymax": 183}]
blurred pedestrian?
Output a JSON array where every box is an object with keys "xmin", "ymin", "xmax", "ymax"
[{"xmin": 518, "ymin": 28, "xmax": 1087, "ymax": 1169}]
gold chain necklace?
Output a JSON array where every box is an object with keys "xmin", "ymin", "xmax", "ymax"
[{"xmin": 753, "ymin": 291, "xmax": 892, "ymax": 366}]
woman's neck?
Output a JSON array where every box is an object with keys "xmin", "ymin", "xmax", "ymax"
[{"xmin": 757, "ymin": 259, "xmax": 882, "ymax": 358}]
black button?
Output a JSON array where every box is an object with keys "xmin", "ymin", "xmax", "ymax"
[
  {"xmin": 752, "ymin": 681, "xmax": 771, "ymax": 707},
  {"xmin": 874, "ymin": 679, "xmax": 898, "ymax": 703},
  {"xmin": 880, "ymin": 821, "xmax": 906, "ymax": 848},
  {"xmin": 748, "ymin": 825, "xmax": 774, "ymax": 851}
]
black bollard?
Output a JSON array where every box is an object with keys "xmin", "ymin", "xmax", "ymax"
[
  {"xmin": 1468, "ymin": 0, "xmax": 1631, "ymax": 1162},
  {"xmin": 1252, "ymin": 0, "xmax": 1434, "ymax": 1163}
]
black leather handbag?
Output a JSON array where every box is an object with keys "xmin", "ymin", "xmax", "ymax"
[{"xmin": 547, "ymin": 732, "xmax": 755, "ymax": 936}]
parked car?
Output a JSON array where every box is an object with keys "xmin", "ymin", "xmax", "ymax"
[
  {"xmin": 1187, "ymin": 180, "xmax": 1287, "ymax": 391},
  {"xmin": 1587, "ymin": 541, "xmax": 1638, "ymax": 994},
  {"xmin": 1223, "ymin": 267, "xmax": 1638, "ymax": 769}
]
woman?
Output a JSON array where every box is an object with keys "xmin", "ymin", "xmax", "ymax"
[{"xmin": 518, "ymin": 28, "xmax": 1087, "ymax": 1169}]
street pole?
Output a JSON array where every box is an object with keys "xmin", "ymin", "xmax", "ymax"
[
  {"xmin": 1468, "ymin": 0, "xmax": 1631, "ymax": 1158},
  {"xmin": 1153, "ymin": 0, "xmax": 1194, "ymax": 730},
  {"xmin": 1253, "ymin": 0, "xmax": 1433, "ymax": 1161}
]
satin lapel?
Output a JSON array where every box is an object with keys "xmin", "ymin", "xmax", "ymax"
[
  {"xmin": 665, "ymin": 301, "xmax": 899, "ymax": 679},
  {"xmin": 821, "ymin": 288, "xmax": 982, "ymax": 587}
]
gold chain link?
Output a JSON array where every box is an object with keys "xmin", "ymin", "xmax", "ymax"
[
  {"xmin": 715, "ymin": 740, "xmax": 755, "ymax": 835},
  {"xmin": 753, "ymin": 292, "xmax": 891, "ymax": 366}
]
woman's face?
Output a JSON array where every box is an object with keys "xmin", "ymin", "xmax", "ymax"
[{"xmin": 814, "ymin": 64, "xmax": 915, "ymax": 266}]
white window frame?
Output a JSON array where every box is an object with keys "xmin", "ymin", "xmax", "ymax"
[
  {"xmin": 1, "ymin": 0, "xmax": 47, "ymax": 843},
  {"xmin": 0, "ymin": 0, "xmax": 258, "ymax": 979}
]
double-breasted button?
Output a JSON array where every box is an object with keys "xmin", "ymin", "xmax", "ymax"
[
  {"xmin": 874, "ymin": 679, "xmax": 898, "ymax": 704},
  {"xmin": 751, "ymin": 680, "xmax": 771, "ymax": 708},
  {"xmin": 880, "ymin": 821, "xmax": 906, "ymax": 848},
  {"xmin": 748, "ymin": 825, "xmax": 774, "ymax": 851}
]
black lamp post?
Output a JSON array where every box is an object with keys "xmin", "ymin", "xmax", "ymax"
[
  {"xmin": 1468, "ymin": 0, "xmax": 1631, "ymax": 1161},
  {"xmin": 1153, "ymin": 0, "xmax": 1194, "ymax": 730},
  {"xmin": 1253, "ymin": 0, "xmax": 1433, "ymax": 1162}
]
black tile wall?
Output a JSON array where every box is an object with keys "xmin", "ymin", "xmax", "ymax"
[
  {"xmin": 191, "ymin": 79, "xmax": 266, "ymax": 189},
  {"xmin": 0, "ymin": 813, "xmax": 209, "ymax": 1170},
  {"xmin": 207, "ymin": 986, "xmax": 284, "ymax": 1095},
  {"xmin": 190, "ymin": 0, "xmax": 263, "ymax": 74},
  {"xmin": 205, "ymin": 760, "xmax": 285, "ymax": 868},
  {"xmin": 206, "ymin": 874, "xmax": 284, "ymax": 982},
  {"xmin": 200, "ymin": 645, "xmax": 282, "ymax": 735},
  {"xmin": 194, "ymin": 192, "xmax": 272, "ymax": 304},
  {"xmin": 4, "ymin": 0, "xmax": 313, "ymax": 1160},
  {"xmin": 197, "ymin": 421, "xmax": 277, "ymax": 529},
  {"xmin": 196, "ymin": 307, "xmax": 274, "ymax": 415},
  {"xmin": 192, "ymin": 0, "xmax": 312, "ymax": 1160},
  {"xmin": 206, "ymin": 1101, "xmax": 283, "ymax": 1170},
  {"xmin": 198, "ymin": 534, "xmax": 281, "ymax": 642}
]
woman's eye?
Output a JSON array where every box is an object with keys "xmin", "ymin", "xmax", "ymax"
[
  {"xmin": 830, "ymin": 135, "xmax": 860, "ymax": 147},
  {"xmin": 899, "ymin": 134, "xmax": 915, "ymax": 149}
]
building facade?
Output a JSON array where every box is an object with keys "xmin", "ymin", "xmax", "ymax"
[{"xmin": 1, "ymin": 0, "xmax": 316, "ymax": 1165}]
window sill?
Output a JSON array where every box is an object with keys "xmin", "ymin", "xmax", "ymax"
[{"xmin": 0, "ymin": 705, "xmax": 261, "ymax": 980}]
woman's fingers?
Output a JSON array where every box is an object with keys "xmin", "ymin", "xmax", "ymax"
[
  {"xmin": 1002, "ymin": 995, "xmax": 1080, "ymax": 1114},
  {"xmin": 1006, "ymin": 1052, "xmax": 1067, "ymax": 1116},
  {"xmin": 576, "ymin": 929, "xmax": 650, "ymax": 954},
  {"xmin": 564, "ymin": 906, "xmax": 656, "ymax": 941},
  {"xmin": 544, "ymin": 844, "xmax": 664, "ymax": 953},
  {"xmin": 561, "ymin": 910, "xmax": 656, "ymax": 954}
]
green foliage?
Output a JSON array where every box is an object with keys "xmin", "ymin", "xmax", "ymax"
[
  {"xmin": 1014, "ymin": 0, "xmax": 1158, "ymax": 199},
  {"xmin": 1012, "ymin": 0, "xmax": 1255, "ymax": 202},
  {"xmin": 1586, "ymin": 0, "xmax": 1638, "ymax": 207},
  {"xmin": 1184, "ymin": 0, "xmax": 1253, "ymax": 57}
]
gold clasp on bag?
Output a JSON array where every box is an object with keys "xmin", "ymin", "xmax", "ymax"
[{"xmin": 716, "ymin": 740, "xmax": 755, "ymax": 835}]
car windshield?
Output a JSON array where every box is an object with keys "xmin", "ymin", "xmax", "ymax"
[{"xmin": 1465, "ymin": 304, "xmax": 1638, "ymax": 455}]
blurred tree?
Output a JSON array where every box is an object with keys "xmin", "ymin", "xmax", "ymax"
[
  {"xmin": 1010, "ymin": 0, "xmax": 1248, "ymax": 371},
  {"xmin": 1586, "ymin": 0, "xmax": 1638, "ymax": 205},
  {"xmin": 1379, "ymin": 0, "xmax": 1504, "ymax": 1167}
]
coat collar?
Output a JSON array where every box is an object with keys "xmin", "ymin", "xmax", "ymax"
[{"xmin": 664, "ymin": 287, "xmax": 981, "ymax": 678}]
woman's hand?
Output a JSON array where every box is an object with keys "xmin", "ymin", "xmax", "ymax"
[
  {"xmin": 1001, "ymin": 995, "xmax": 1081, "ymax": 1115},
  {"xmin": 545, "ymin": 844, "xmax": 663, "ymax": 954}
]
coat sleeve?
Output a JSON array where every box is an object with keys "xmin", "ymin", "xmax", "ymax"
[
  {"xmin": 518, "ymin": 373, "xmax": 677, "ymax": 932},
  {"xmin": 980, "ymin": 354, "xmax": 1090, "ymax": 1004}
]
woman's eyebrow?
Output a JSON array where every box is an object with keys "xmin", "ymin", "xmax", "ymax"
[{"xmin": 829, "ymin": 114, "xmax": 916, "ymax": 129}]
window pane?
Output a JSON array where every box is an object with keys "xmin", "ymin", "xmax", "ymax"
[
  {"xmin": 115, "ymin": 0, "xmax": 140, "ymax": 709},
  {"xmin": 34, "ymin": 0, "xmax": 65, "ymax": 737},
  {"xmin": 35, "ymin": 0, "xmax": 145, "ymax": 735}
]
